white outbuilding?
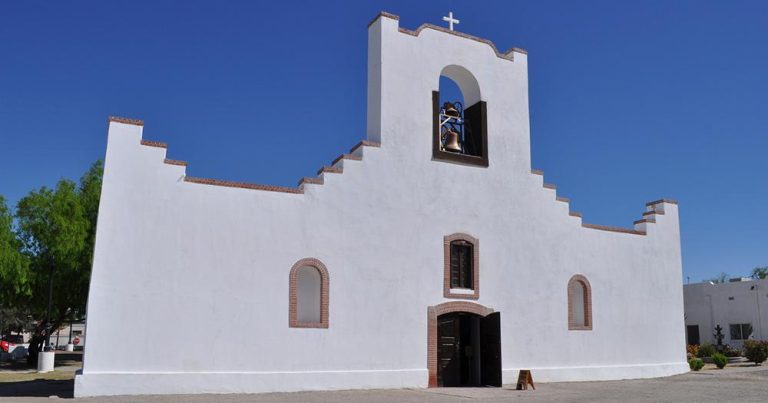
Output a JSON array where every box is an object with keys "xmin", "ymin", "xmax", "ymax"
[
  {"xmin": 75, "ymin": 12, "xmax": 688, "ymax": 397},
  {"xmin": 684, "ymin": 278, "xmax": 768, "ymax": 348}
]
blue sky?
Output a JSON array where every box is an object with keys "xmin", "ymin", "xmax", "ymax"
[{"xmin": 1, "ymin": 1, "xmax": 766, "ymax": 282}]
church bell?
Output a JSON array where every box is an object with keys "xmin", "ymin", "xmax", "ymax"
[
  {"xmin": 443, "ymin": 102, "xmax": 461, "ymax": 118},
  {"xmin": 443, "ymin": 129, "xmax": 462, "ymax": 152}
]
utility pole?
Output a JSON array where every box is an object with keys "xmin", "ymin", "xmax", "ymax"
[{"xmin": 752, "ymin": 285, "xmax": 763, "ymax": 339}]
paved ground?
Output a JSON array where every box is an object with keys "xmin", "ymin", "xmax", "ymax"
[{"xmin": 1, "ymin": 362, "xmax": 767, "ymax": 402}]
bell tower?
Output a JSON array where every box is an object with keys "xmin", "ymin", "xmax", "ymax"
[{"xmin": 366, "ymin": 12, "xmax": 531, "ymax": 173}]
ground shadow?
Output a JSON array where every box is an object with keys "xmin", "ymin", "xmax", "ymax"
[
  {"xmin": 0, "ymin": 351, "xmax": 81, "ymax": 398},
  {"xmin": 0, "ymin": 378, "xmax": 74, "ymax": 398}
]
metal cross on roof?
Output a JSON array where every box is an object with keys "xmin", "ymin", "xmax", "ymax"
[{"xmin": 442, "ymin": 11, "xmax": 460, "ymax": 31}]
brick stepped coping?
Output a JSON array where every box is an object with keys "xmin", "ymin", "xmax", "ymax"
[
  {"xmin": 164, "ymin": 159, "xmax": 187, "ymax": 166},
  {"xmin": 633, "ymin": 218, "xmax": 656, "ymax": 225},
  {"xmin": 184, "ymin": 177, "xmax": 303, "ymax": 194},
  {"xmin": 369, "ymin": 11, "xmax": 526, "ymax": 60},
  {"xmin": 131, "ymin": 120, "xmax": 381, "ymax": 195},
  {"xmin": 140, "ymin": 140, "xmax": 167, "ymax": 149},
  {"xmin": 109, "ymin": 116, "xmax": 144, "ymax": 126},
  {"xmin": 120, "ymin": 114, "xmax": 667, "ymax": 233},
  {"xmin": 582, "ymin": 223, "xmax": 646, "ymax": 236},
  {"xmin": 531, "ymin": 168, "xmax": 675, "ymax": 236}
]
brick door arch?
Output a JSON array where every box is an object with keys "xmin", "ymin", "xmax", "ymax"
[{"xmin": 427, "ymin": 301, "xmax": 495, "ymax": 387}]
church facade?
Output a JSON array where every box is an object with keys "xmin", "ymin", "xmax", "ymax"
[{"xmin": 75, "ymin": 12, "xmax": 687, "ymax": 397}]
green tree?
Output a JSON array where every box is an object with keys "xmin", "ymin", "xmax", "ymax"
[
  {"xmin": 0, "ymin": 196, "xmax": 31, "ymax": 338},
  {"xmin": 751, "ymin": 266, "xmax": 768, "ymax": 280},
  {"xmin": 14, "ymin": 161, "xmax": 102, "ymax": 363},
  {"xmin": 0, "ymin": 307, "xmax": 35, "ymax": 337}
]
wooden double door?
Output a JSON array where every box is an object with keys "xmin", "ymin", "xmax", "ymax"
[{"xmin": 437, "ymin": 311, "xmax": 501, "ymax": 387}]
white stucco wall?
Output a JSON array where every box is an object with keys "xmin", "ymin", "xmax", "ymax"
[
  {"xmin": 75, "ymin": 13, "xmax": 687, "ymax": 397},
  {"xmin": 684, "ymin": 279, "xmax": 768, "ymax": 347}
]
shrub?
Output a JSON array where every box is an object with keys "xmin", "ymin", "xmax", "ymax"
[
  {"xmin": 743, "ymin": 340, "xmax": 768, "ymax": 365},
  {"xmin": 712, "ymin": 353, "xmax": 727, "ymax": 369},
  {"xmin": 723, "ymin": 345, "xmax": 741, "ymax": 357},
  {"xmin": 688, "ymin": 358, "xmax": 704, "ymax": 371},
  {"xmin": 697, "ymin": 343, "xmax": 716, "ymax": 358}
]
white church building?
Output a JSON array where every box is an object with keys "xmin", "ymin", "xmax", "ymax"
[{"xmin": 76, "ymin": 12, "xmax": 688, "ymax": 397}]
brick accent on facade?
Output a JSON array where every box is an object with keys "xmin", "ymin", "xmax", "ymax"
[
  {"xmin": 288, "ymin": 258, "xmax": 330, "ymax": 329},
  {"xmin": 368, "ymin": 12, "xmax": 526, "ymax": 59},
  {"xmin": 427, "ymin": 301, "xmax": 495, "ymax": 387},
  {"xmin": 109, "ymin": 116, "xmax": 144, "ymax": 126},
  {"xmin": 398, "ymin": 25, "xmax": 520, "ymax": 61},
  {"xmin": 443, "ymin": 233, "xmax": 480, "ymax": 300},
  {"xmin": 140, "ymin": 140, "xmax": 168, "ymax": 149},
  {"xmin": 185, "ymin": 176, "xmax": 303, "ymax": 194},
  {"xmin": 646, "ymin": 199, "xmax": 678, "ymax": 206},
  {"xmin": 163, "ymin": 159, "xmax": 188, "ymax": 166},
  {"xmin": 567, "ymin": 274, "xmax": 593, "ymax": 331},
  {"xmin": 581, "ymin": 223, "xmax": 646, "ymax": 236}
]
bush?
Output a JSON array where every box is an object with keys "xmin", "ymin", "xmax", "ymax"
[
  {"xmin": 697, "ymin": 343, "xmax": 716, "ymax": 358},
  {"xmin": 688, "ymin": 358, "xmax": 704, "ymax": 371},
  {"xmin": 712, "ymin": 353, "xmax": 727, "ymax": 369},
  {"xmin": 723, "ymin": 345, "xmax": 741, "ymax": 357},
  {"xmin": 743, "ymin": 340, "xmax": 768, "ymax": 365}
]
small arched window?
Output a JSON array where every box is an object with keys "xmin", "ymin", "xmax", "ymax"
[
  {"xmin": 289, "ymin": 258, "xmax": 329, "ymax": 328},
  {"xmin": 433, "ymin": 65, "xmax": 488, "ymax": 167},
  {"xmin": 443, "ymin": 233, "xmax": 479, "ymax": 299},
  {"xmin": 568, "ymin": 275, "xmax": 592, "ymax": 330}
]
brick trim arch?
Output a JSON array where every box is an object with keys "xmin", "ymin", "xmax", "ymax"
[
  {"xmin": 427, "ymin": 301, "xmax": 495, "ymax": 387},
  {"xmin": 443, "ymin": 233, "xmax": 480, "ymax": 300},
  {"xmin": 289, "ymin": 258, "xmax": 329, "ymax": 329},
  {"xmin": 567, "ymin": 274, "xmax": 592, "ymax": 331}
]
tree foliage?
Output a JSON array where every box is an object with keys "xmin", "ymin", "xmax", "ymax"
[
  {"xmin": 0, "ymin": 160, "xmax": 102, "ymax": 362},
  {"xmin": 751, "ymin": 266, "xmax": 768, "ymax": 280},
  {"xmin": 0, "ymin": 196, "xmax": 30, "ymax": 303},
  {"xmin": 0, "ymin": 196, "xmax": 33, "ymax": 336}
]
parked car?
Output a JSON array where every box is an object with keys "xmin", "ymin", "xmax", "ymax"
[{"xmin": 0, "ymin": 340, "xmax": 12, "ymax": 353}]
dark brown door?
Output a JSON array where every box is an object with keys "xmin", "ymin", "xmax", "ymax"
[
  {"xmin": 687, "ymin": 325, "xmax": 700, "ymax": 346},
  {"xmin": 480, "ymin": 312, "xmax": 502, "ymax": 387},
  {"xmin": 437, "ymin": 314, "xmax": 461, "ymax": 387}
]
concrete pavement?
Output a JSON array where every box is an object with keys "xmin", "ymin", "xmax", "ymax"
[{"xmin": 1, "ymin": 364, "xmax": 767, "ymax": 402}]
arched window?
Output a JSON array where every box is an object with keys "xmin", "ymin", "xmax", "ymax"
[
  {"xmin": 568, "ymin": 275, "xmax": 592, "ymax": 330},
  {"xmin": 289, "ymin": 258, "xmax": 329, "ymax": 328},
  {"xmin": 443, "ymin": 233, "xmax": 480, "ymax": 299},
  {"xmin": 433, "ymin": 65, "xmax": 488, "ymax": 167}
]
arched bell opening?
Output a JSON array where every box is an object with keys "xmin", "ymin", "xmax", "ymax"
[{"xmin": 432, "ymin": 65, "xmax": 488, "ymax": 167}]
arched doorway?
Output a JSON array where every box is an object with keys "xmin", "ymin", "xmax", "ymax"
[{"xmin": 428, "ymin": 302, "xmax": 501, "ymax": 387}]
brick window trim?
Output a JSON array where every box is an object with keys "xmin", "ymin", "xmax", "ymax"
[
  {"xmin": 567, "ymin": 274, "xmax": 593, "ymax": 331},
  {"xmin": 289, "ymin": 258, "xmax": 329, "ymax": 329},
  {"xmin": 443, "ymin": 233, "xmax": 480, "ymax": 300},
  {"xmin": 427, "ymin": 301, "xmax": 495, "ymax": 387}
]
